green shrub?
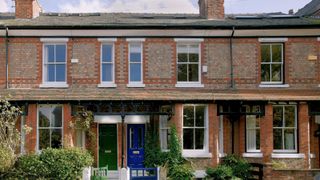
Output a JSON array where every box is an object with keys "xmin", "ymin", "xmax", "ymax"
[
  {"xmin": 0, "ymin": 146, "xmax": 15, "ymax": 174},
  {"xmin": 40, "ymin": 148, "xmax": 94, "ymax": 179},
  {"xmin": 206, "ymin": 165, "xmax": 233, "ymax": 180},
  {"xmin": 12, "ymin": 154, "xmax": 49, "ymax": 179},
  {"xmin": 168, "ymin": 164, "xmax": 194, "ymax": 180},
  {"xmin": 144, "ymin": 130, "xmax": 166, "ymax": 167},
  {"xmin": 167, "ymin": 126, "xmax": 183, "ymax": 165}
]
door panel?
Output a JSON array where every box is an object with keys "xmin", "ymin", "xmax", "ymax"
[
  {"xmin": 127, "ymin": 124, "xmax": 145, "ymax": 168},
  {"xmin": 99, "ymin": 124, "xmax": 118, "ymax": 170}
]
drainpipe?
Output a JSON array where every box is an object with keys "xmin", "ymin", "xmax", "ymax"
[
  {"xmin": 5, "ymin": 26, "xmax": 9, "ymax": 89},
  {"xmin": 230, "ymin": 27, "xmax": 235, "ymax": 89}
]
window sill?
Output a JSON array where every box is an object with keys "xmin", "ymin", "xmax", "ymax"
[
  {"xmin": 39, "ymin": 83, "xmax": 69, "ymax": 88},
  {"xmin": 98, "ymin": 83, "xmax": 117, "ymax": 88},
  {"xmin": 194, "ymin": 170, "xmax": 206, "ymax": 178},
  {"xmin": 175, "ymin": 83, "xmax": 204, "ymax": 88},
  {"xmin": 127, "ymin": 83, "xmax": 145, "ymax": 88},
  {"xmin": 219, "ymin": 153, "xmax": 226, "ymax": 158},
  {"xmin": 242, "ymin": 153, "xmax": 263, "ymax": 158},
  {"xmin": 271, "ymin": 153, "xmax": 305, "ymax": 158},
  {"xmin": 310, "ymin": 153, "xmax": 316, "ymax": 159},
  {"xmin": 259, "ymin": 84, "xmax": 290, "ymax": 88},
  {"xmin": 182, "ymin": 151, "xmax": 212, "ymax": 158}
]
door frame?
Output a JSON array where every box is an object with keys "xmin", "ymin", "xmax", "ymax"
[
  {"xmin": 126, "ymin": 123, "xmax": 146, "ymax": 168},
  {"xmin": 97, "ymin": 123, "xmax": 119, "ymax": 169}
]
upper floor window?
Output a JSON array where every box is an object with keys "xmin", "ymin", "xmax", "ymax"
[
  {"xmin": 273, "ymin": 105, "xmax": 297, "ymax": 153},
  {"xmin": 177, "ymin": 44, "xmax": 200, "ymax": 83},
  {"xmin": 40, "ymin": 38, "xmax": 69, "ymax": 88},
  {"xmin": 101, "ymin": 44, "xmax": 115, "ymax": 83},
  {"xmin": 127, "ymin": 40, "xmax": 145, "ymax": 87},
  {"xmin": 38, "ymin": 105, "xmax": 63, "ymax": 150},
  {"xmin": 261, "ymin": 43, "xmax": 284, "ymax": 84}
]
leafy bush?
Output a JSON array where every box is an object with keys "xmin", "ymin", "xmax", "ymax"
[
  {"xmin": 206, "ymin": 165, "xmax": 233, "ymax": 180},
  {"xmin": 206, "ymin": 154, "xmax": 252, "ymax": 180},
  {"xmin": 5, "ymin": 148, "xmax": 93, "ymax": 179},
  {"xmin": 168, "ymin": 164, "xmax": 194, "ymax": 180},
  {"xmin": 167, "ymin": 126, "xmax": 183, "ymax": 165},
  {"xmin": 0, "ymin": 146, "xmax": 15, "ymax": 174},
  {"xmin": 144, "ymin": 130, "xmax": 166, "ymax": 167}
]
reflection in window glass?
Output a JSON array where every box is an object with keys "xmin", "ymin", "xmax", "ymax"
[
  {"xmin": 177, "ymin": 44, "xmax": 200, "ymax": 82},
  {"xmin": 246, "ymin": 115, "xmax": 260, "ymax": 152},
  {"xmin": 129, "ymin": 43, "xmax": 142, "ymax": 83},
  {"xmin": 101, "ymin": 44, "xmax": 114, "ymax": 82},
  {"xmin": 44, "ymin": 44, "xmax": 66, "ymax": 83},
  {"xmin": 260, "ymin": 44, "xmax": 283, "ymax": 83},
  {"xmin": 159, "ymin": 115, "xmax": 170, "ymax": 151}
]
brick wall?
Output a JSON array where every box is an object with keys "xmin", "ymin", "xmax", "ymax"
[{"xmin": 0, "ymin": 40, "xmax": 5, "ymax": 88}]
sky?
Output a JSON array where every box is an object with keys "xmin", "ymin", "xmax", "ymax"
[{"xmin": 0, "ymin": 0, "xmax": 313, "ymax": 14}]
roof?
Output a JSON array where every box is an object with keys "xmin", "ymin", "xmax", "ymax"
[
  {"xmin": 2, "ymin": 89, "xmax": 320, "ymax": 101},
  {"xmin": 296, "ymin": 0, "xmax": 320, "ymax": 17},
  {"xmin": 0, "ymin": 12, "xmax": 319, "ymax": 29}
]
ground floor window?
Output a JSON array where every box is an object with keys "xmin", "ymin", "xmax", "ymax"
[
  {"xmin": 273, "ymin": 105, "xmax": 297, "ymax": 152},
  {"xmin": 75, "ymin": 129, "xmax": 85, "ymax": 148},
  {"xmin": 20, "ymin": 116, "xmax": 26, "ymax": 154},
  {"xmin": 183, "ymin": 105, "xmax": 207, "ymax": 150},
  {"xmin": 38, "ymin": 105, "xmax": 63, "ymax": 150},
  {"xmin": 159, "ymin": 115, "xmax": 170, "ymax": 151},
  {"xmin": 246, "ymin": 115, "xmax": 260, "ymax": 152},
  {"xmin": 219, "ymin": 115, "xmax": 224, "ymax": 155}
]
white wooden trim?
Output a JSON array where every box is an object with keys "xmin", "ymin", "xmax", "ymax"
[
  {"xmin": 39, "ymin": 83, "xmax": 69, "ymax": 88},
  {"xmin": 174, "ymin": 38, "xmax": 204, "ymax": 42},
  {"xmin": 317, "ymin": 37, "xmax": 320, "ymax": 41},
  {"xmin": 128, "ymin": 42, "xmax": 144, "ymax": 85},
  {"xmin": 259, "ymin": 84, "xmax": 290, "ymax": 88},
  {"xmin": 271, "ymin": 153, "xmax": 305, "ymax": 158},
  {"xmin": 94, "ymin": 115, "xmax": 150, "ymax": 124},
  {"xmin": 259, "ymin": 38, "xmax": 288, "ymax": 42},
  {"xmin": 98, "ymin": 83, "xmax": 117, "ymax": 88},
  {"xmin": 40, "ymin": 38, "xmax": 69, "ymax": 42},
  {"xmin": 175, "ymin": 83, "xmax": 204, "ymax": 88},
  {"xmin": 98, "ymin": 38, "xmax": 117, "ymax": 42},
  {"xmin": 100, "ymin": 43, "xmax": 115, "ymax": 84},
  {"xmin": 126, "ymin": 83, "xmax": 145, "ymax": 88},
  {"xmin": 194, "ymin": 170, "xmax": 206, "ymax": 178},
  {"xmin": 126, "ymin": 38, "xmax": 146, "ymax": 42},
  {"xmin": 182, "ymin": 150, "xmax": 212, "ymax": 158},
  {"xmin": 242, "ymin": 153, "xmax": 263, "ymax": 158}
]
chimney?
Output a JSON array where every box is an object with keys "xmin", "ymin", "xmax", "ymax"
[
  {"xmin": 15, "ymin": 0, "xmax": 42, "ymax": 19},
  {"xmin": 199, "ymin": 0, "xmax": 225, "ymax": 19}
]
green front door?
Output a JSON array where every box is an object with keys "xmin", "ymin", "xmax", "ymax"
[{"xmin": 99, "ymin": 124, "xmax": 118, "ymax": 170}]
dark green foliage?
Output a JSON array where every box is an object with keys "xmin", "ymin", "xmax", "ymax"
[
  {"xmin": 167, "ymin": 126, "xmax": 183, "ymax": 165},
  {"xmin": 0, "ymin": 146, "xmax": 15, "ymax": 176},
  {"xmin": 168, "ymin": 164, "xmax": 194, "ymax": 180},
  {"xmin": 206, "ymin": 154, "xmax": 252, "ymax": 180},
  {"xmin": 206, "ymin": 165, "xmax": 233, "ymax": 180},
  {"xmin": 144, "ymin": 130, "xmax": 166, "ymax": 167},
  {"xmin": 5, "ymin": 148, "xmax": 93, "ymax": 179}
]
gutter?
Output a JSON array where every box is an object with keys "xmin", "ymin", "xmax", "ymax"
[
  {"xmin": 230, "ymin": 27, "xmax": 235, "ymax": 89},
  {"xmin": 5, "ymin": 26, "xmax": 9, "ymax": 89}
]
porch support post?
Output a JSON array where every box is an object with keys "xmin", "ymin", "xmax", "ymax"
[
  {"xmin": 121, "ymin": 115, "xmax": 125, "ymax": 168},
  {"xmin": 209, "ymin": 104, "xmax": 219, "ymax": 166},
  {"xmin": 299, "ymin": 102, "xmax": 310, "ymax": 169},
  {"xmin": 261, "ymin": 104, "xmax": 273, "ymax": 163}
]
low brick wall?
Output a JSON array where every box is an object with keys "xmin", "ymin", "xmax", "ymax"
[{"xmin": 265, "ymin": 169, "xmax": 320, "ymax": 180}]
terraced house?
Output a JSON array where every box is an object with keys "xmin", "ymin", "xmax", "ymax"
[{"xmin": 1, "ymin": 0, "xmax": 320, "ymax": 179}]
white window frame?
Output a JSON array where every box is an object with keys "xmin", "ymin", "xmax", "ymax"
[
  {"xmin": 175, "ymin": 39, "xmax": 204, "ymax": 88},
  {"xmin": 219, "ymin": 115, "xmax": 224, "ymax": 156},
  {"xmin": 260, "ymin": 43, "xmax": 284, "ymax": 85},
  {"xmin": 273, "ymin": 105, "xmax": 298, "ymax": 153},
  {"xmin": 246, "ymin": 115, "xmax": 261, "ymax": 153},
  {"xmin": 182, "ymin": 104, "xmax": 211, "ymax": 158},
  {"xmin": 40, "ymin": 39, "xmax": 69, "ymax": 88},
  {"xmin": 98, "ymin": 43, "xmax": 116, "ymax": 88},
  {"xmin": 127, "ymin": 41, "xmax": 145, "ymax": 87},
  {"xmin": 159, "ymin": 115, "xmax": 170, "ymax": 151},
  {"xmin": 20, "ymin": 116, "xmax": 26, "ymax": 154},
  {"xmin": 36, "ymin": 104, "xmax": 64, "ymax": 151}
]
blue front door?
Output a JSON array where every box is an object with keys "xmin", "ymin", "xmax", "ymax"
[{"xmin": 127, "ymin": 124, "xmax": 145, "ymax": 168}]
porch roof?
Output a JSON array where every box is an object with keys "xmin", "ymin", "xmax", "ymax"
[{"xmin": 1, "ymin": 89, "xmax": 320, "ymax": 102}]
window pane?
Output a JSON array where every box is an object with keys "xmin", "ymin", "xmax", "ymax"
[
  {"xmin": 47, "ymin": 45, "xmax": 55, "ymax": 62},
  {"xmin": 189, "ymin": 53, "xmax": 199, "ymax": 62},
  {"xmin": 56, "ymin": 45, "xmax": 66, "ymax": 62},
  {"xmin": 261, "ymin": 64, "xmax": 270, "ymax": 82},
  {"xmin": 51, "ymin": 129, "xmax": 62, "ymax": 148},
  {"xmin": 285, "ymin": 106, "xmax": 295, "ymax": 127},
  {"xmin": 284, "ymin": 129, "xmax": 295, "ymax": 150},
  {"xmin": 189, "ymin": 64, "xmax": 199, "ymax": 82},
  {"xmin": 102, "ymin": 64, "xmax": 113, "ymax": 82},
  {"xmin": 247, "ymin": 129, "xmax": 256, "ymax": 151},
  {"xmin": 178, "ymin": 53, "xmax": 188, "ymax": 62},
  {"xmin": 271, "ymin": 64, "xmax": 281, "ymax": 82},
  {"xmin": 48, "ymin": 64, "xmax": 55, "ymax": 82},
  {"xmin": 178, "ymin": 64, "xmax": 188, "ymax": 81},
  {"xmin": 102, "ymin": 45, "xmax": 112, "ymax": 62},
  {"xmin": 160, "ymin": 116, "xmax": 168, "ymax": 128},
  {"xmin": 160, "ymin": 129, "xmax": 169, "ymax": 150},
  {"xmin": 246, "ymin": 115, "xmax": 256, "ymax": 129},
  {"xmin": 183, "ymin": 129, "xmax": 194, "ymax": 149},
  {"xmin": 183, "ymin": 106, "xmax": 194, "ymax": 127},
  {"xmin": 195, "ymin": 106, "xmax": 205, "ymax": 127},
  {"xmin": 76, "ymin": 130, "xmax": 84, "ymax": 148},
  {"xmin": 273, "ymin": 129, "xmax": 283, "ymax": 150},
  {"xmin": 177, "ymin": 45, "xmax": 188, "ymax": 53},
  {"xmin": 261, "ymin": 45, "xmax": 270, "ymax": 62},
  {"xmin": 130, "ymin": 44, "xmax": 141, "ymax": 53},
  {"xmin": 52, "ymin": 106, "xmax": 62, "ymax": 127},
  {"xmin": 39, "ymin": 129, "xmax": 50, "ymax": 150},
  {"xmin": 56, "ymin": 64, "xmax": 66, "ymax": 82},
  {"xmin": 195, "ymin": 129, "xmax": 204, "ymax": 149},
  {"xmin": 273, "ymin": 106, "xmax": 283, "ymax": 127},
  {"xmin": 39, "ymin": 107, "xmax": 51, "ymax": 127},
  {"xmin": 272, "ymin": 44, "xmax": 282, "ymax": 62},
  {"xmin": 130, "ymin": 53, "xmax": 141, "ymax": 62},
  {"xmin": 130, "ymin": 63, "xmax": 141, "ymax": 82}
]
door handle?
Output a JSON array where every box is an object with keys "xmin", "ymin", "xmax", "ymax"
[{"xmin": 105, "ymin": 150, "xmax": 112, "ymax": 153}]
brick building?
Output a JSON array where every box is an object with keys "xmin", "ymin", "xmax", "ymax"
[{"xmin": 1, "ymin": 0, "xmax": 320, "ymax": 179}]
